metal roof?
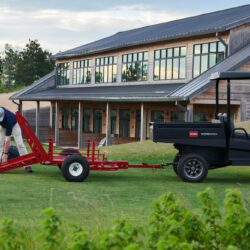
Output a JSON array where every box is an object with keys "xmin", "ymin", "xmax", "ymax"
[
  {"xmin": 54, "ymin": 5, "xmax": 250, "ymax": 59},
  {"xmin": 210, "ymin": 71, "xmax": 250, "ymax": 80},
  {"xmin": 169, "ymin": 44, "xmax": 250, "ymax": 99},
  {"xmin": 12, "ymin": 83, "xmax": 184, "ymax": 102}
]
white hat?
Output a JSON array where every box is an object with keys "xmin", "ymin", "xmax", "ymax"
[{"xmin": 0, "ymin": 107, "xmax": 5, "ymax": 122}]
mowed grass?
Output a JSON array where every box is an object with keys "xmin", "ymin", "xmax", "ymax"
[{"xmin": 0, "ymin": 140, "xmax": 250, "ymax": 237}]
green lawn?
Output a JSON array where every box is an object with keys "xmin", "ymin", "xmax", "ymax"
[{"xmin": 0, "ymin": 140, "xmax": 250, "ymax": 238}]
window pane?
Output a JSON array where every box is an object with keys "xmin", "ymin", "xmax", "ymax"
[
  {"xmin": 217, "ymin": 52, "xmax": 224, "ymax": 63},
  {"xmin": 138, "ymin": 52, "xmax": 143, "ymax": 61},
  {"xmin": 122, "ymin": 64, "xmax": 127, "ymax": 82},
  {"xmin": 171, "ymin": 111, "xmax": 185, "ymax": 121},
  {"xmin": 143, "ymin": 52, "xmax": 148, "ymax": 61},
  {"xmin": 173, "ymin": 58, "xmax": 179, "ymax": 79},
  {"xmin": 133, "ymin": 53, "xmax": 138, "ymax": 61},
  {"xmin": 194, "ymin": 44, "xmax": 201, "ymax": 55},
  {"xmin": 201, "ymin": 55, "xmax": 208, "ymax": 73},
  {"xmin": 154, "ymin": 60, "xmax": 160, "ymax": 80},
  {"xmin": 155, "ymin": 50, "xmax": 160, "ymax": 59},
  {"xmin": 104, "ymin": 57, "xmax": 108, "ymax": 65},
  {"xmin": 100, "ymin": 58, "xmax": 104, "ymax": 65},
  {"xmin": 104, "ymin": 66, "xmax": 108, "ymax": 82},
  {"xmin": 151, "ymin": 111, "xmax": 164, "ymax": 122},
  {"xmin": 113, "ymin": 56, "xmax": 117, "ymax": 64},
  {"xmin": 202, "ymin": 44, "xmax": 209, "ymax": 54},
  {"xmin": 193, "ymin": 56, "xmax": 200, "ymax": 77},
  {"xmin": 99, "ymin": 66, "xmax": 104, "ymax": 82},
  {"xmin": 128, "ymin": 54, "xmax": 132, "ymax": 62},
  {"xmin": 112, "ymin": 65, "xmax": 117, "ymax": 82},
  {"xmin": 108, "ymin": 65, "xmax": 112, "ymax": 82},
  {"xmin": 161, "ymin": 49, "xmax": 166, "ymax": 58},
  {"xmin": 167, "ymin": 48, "xmax": 173, "ymax": 58},
  {"xmin": 209, "ymin": 53, "xmax": 216, "ymax": 67},
  {"xmin": 174, "ymin": 47, "xmax": 179, "ymax": 57},
  {"xmin": 122, "ymin": 55, "xmax": 127, "ymax": 63},
  {"xmin": 109, "ymin": 56, "xmax": 113, "ymax": 64},
  {"xmin": 142, "ymin": 62, "xmax": 148, "ymax": 81},
  {"xmin": 180, "ymin": 47, "xmax": 186, "ymax": 56},
  {"xmin": 179, "ymin": 58, "xmax": 186, "ymax": 79},
  {"xmin": 218, "ymin": 42, "xmax": 225, "ymax": 52},
  {"xmin": 166, "ymin": 59, "xmax": 172, "ymax": 79},
  {"xmin": 160, "ymin": 60, "xmax": 166, "ymax": 80},
  {"xmin": 210, "ymin": 42, "xmax": 216, "ymax": 52}
]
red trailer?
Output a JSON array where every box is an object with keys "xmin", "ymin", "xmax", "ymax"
[{"xmin": 0, "ymin": 113, "xmax": 162, "ymax": 182}]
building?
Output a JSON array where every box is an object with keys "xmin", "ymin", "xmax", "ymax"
[{"xmin": 11, "ymin": 5, "xmax": 250, "ymax": 147}]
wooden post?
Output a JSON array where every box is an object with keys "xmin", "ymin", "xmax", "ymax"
[
  {"xmin": 140, "ymin": 103, "xmax": 146, "ymax": 141},
  {"xmin": 187, "ymin": 104, "xmax": 193, "ymax": 122},
  {"xmin": 36, "ymin": 101, "xmax": 40, "ymax": 139},
  {"xmin": 78, "ymin": 102, "xmax": 83, "ymax": 148},
  {"xmin": 19, "ymin": 101, "xmax": 23, "ymax": 115},
  {"xmin": 55, "ymin": 101, "xmax": 59, "ymax": 146},
  {"xmin": 105, "ymin": 102, "xmax": 111, "ymax": 146}
]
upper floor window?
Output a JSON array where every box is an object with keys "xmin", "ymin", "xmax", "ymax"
[
  {"xmin": 73, "ymin": 59, "xmax": 91, "ymax": 84},
  {"xmin": 95, "ymin": 56, "xmax": 117, "ymax": 83},
  {"xmin": 122, "ymin": 52, "xmax": 148, "ymax": 82},
  {"xmin": 57, "ymin": 62, "xmax": 70, "ymax": 85},
  {"xmin": 193, "ymin": 41, "xmax": 225, "ymax": 78},
  {"xmin": 154, "ymin": 46, "xmax": 186, "ymax": 81}
]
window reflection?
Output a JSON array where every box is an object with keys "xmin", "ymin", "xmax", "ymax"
[
  {"xmin": 192, "ymin": 41, "xmax": 225, "ymax": 77},
  {"xmin": 122, "ymin": 51, "xmax": 148, "ymax": 82},
  {"xmin": 95, "ymin": 56, "xmax": 117, "ymax": 83},
  {"xmin": 56, "ymin": 62, "xmax": 70, "ymax": 85},
  {"xmin": 72, "ymin": 59, "xmax": 91, "ymax": 85},
  {"xmin": 154, "ymin": 46, "xmax": 186, "ymax": 80}
]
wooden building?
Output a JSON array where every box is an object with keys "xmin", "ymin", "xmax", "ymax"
[{"xmin": 11, "ymin": 5, "xmax": 250, "ymax": 147}]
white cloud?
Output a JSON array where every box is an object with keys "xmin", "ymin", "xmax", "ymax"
[{"xmin": 0, "ymin": 5, "xmax": 196, "ymax": 53}]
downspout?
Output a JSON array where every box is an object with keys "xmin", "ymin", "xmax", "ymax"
[{"xmin": 216, "ymin": 32, "xmax": 229, "ymax": 57}]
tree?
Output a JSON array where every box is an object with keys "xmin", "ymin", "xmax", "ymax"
[
  {"xmin": 15, "ymin": 39, "xmax": 55, "ymax": 86},
  {"xmin": 1, "ymin": 44, "xmax": 20, "ymax": 91}
]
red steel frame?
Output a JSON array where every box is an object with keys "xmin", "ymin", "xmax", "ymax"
[{"xmin": 0, "ymin": 112, "xmax": 162, "ymax": 173}]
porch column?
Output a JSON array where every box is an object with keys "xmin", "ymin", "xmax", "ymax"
[
  {"xmin": 55, "ymin": 101, "xmax": 59, "ymax": 146},
  {"xmin": 78, "ymin": 101, "xmax": 83, "ymax": 148},
  {"xmin": 36, "ymin": 101, "xmax": 40, "ymax": 139},
  {"xmin": 140, "ymin": 103, "xmax": 146, "ymax": 141},
  {"xmin": 187, "ymin": 104, "xmax": 194, "ymax": 122},
  {"xmin": 105, "ymin": 102, "xmax": 111, "ymax": 146},
  {"xmin": 18, "ymin": 100, "xmax": 23, "ymax": 115}
]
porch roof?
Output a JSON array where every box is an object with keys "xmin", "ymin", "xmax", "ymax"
[{"xmin": 12, "ymin": 83, "xmax": 184, "ymax": 102}]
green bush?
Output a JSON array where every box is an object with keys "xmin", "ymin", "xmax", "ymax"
[{"xmin": 0, "ymin": 188, "xmax": 249, "ymax": 250}]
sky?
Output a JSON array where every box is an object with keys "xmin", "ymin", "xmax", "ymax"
[{"xmin": 0, "ymin": 0, "xmax": 249, "ymax": 54}]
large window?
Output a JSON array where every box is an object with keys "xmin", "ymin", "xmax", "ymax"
[
  {"xmin": 71, "ymin": 108, "xmax": 79, "ymax": 130},
  {"xmin": 111, "ymin": 110, "xmax": 117, "ymax": 135},
  {"xmin": 171, "ymin": 111, "xmax": 185, "ymax": 122},
  {"xmin": 57, "ymin": 62, "xmax": 70, "ymax": 85},
  {"xmin": 154, "ymin": 47, "xmax": 186, "ymax": 80},
  {"xmin": 83, "ymin": 108, "xmax": 91, "ymax": 132},
  {"xmin": 73, "ymin": 59, "xmax": 91, "ymax": 84},
  {"xmin": 151, "ymin": 111, "xmax": 164, "ymax": 122},
  {"xmin": 193, "ymin": 41, "xmax": 225, "ymax": 78},
  {"xmin": 122, "ymin": 52, "xmax": 148, "ymax": 82},
  {"xmin": 119, "ymin": 110, "xmax": 130, "ymax": 137},
  {"xmin": 61, "ymin": 107, "xmax": 70, "ymax": 128},
  {"xmin": 95, "ymin": 56, "xmax": 117, "ymax": 83},
  {"xmin": 93, "ymin": 109, "xmax": 102, "ymax": 133}
]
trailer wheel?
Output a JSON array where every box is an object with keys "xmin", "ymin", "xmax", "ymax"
[
  {"xmin": 177, "ymin": 154, "xmax": 208, "ymax": 183},
  {"xmin": 173, "ymin": 153, "xmax": 181, "ymax": 175},
  {"xmin": 61, "ymin": 155, "xmax": 89, "ymax": 182}
]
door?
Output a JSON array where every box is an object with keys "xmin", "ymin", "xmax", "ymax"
[{"xmin": 119, "ymin": 109, "xmax": 130, "ymax": 137}]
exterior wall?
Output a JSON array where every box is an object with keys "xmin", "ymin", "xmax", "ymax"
[
  {"xmin": 229, "ymin": 23, "xmax": 250, "ymax": 54},
  {"xmin": 56, "ymin": 32, "xmax": 229, "ymax": 88},
  {"xmin": 191, "ymin": 60, "xmax": 250, "ymax": 121}
]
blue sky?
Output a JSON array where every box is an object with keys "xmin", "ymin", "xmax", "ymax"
[{"xmin": 0, "ymin": 0, "xmax": 249, "ymax": 54}]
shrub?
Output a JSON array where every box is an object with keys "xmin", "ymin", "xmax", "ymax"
[{"xmin": 0, "ymin": 188, "xmax": 249, "ymax": 249}]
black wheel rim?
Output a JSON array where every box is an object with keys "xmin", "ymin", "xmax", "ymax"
[{"xmin": 184, "ymin": 158, "xmax": 203, "ymax": 179}]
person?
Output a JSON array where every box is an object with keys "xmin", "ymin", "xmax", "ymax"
[{"xmin": 0, "ymin": 107, "xmax": 33, "ymax": 172}]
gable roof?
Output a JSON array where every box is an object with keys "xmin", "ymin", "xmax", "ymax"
[{"xmin": 54, "ymin": 5, "xmax": 250, "ymax": 59}]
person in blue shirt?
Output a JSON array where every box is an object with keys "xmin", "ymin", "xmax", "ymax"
[{"xmin": 0, "ymin": 107, "xmax": 33, "ymax": 172}]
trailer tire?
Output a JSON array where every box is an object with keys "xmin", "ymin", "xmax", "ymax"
[
  {"xmin": 61, "ymin": 155, "xmax": 89, "ymax": 182},
  {"xmin": 177, "ymin": 154, "xmax": 208, "ymax": 183},
  {"xmin": 173, "ymin": 153, "xmax": 181, "ymax": 175}
]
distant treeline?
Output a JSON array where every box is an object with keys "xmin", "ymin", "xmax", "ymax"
[{"xmin": 0, "ymin": 39, "xmax": 55, "ymax": 93}]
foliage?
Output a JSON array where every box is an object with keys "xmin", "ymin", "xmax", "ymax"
[
  {"xmin": 0, "ymin": 40, "xmax": 54, "ymax": 92},
  {"xmin": 0, "ymin": 188, "xmax": 249, "ymax": 250}
]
